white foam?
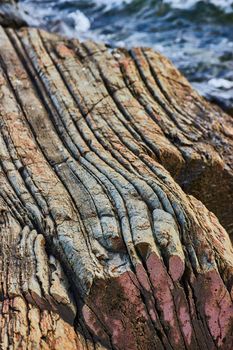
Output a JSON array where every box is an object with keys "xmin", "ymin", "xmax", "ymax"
[
  {"xmin": 164, "ymin": 0, "xmax": 233, "ymax": 11},
  {"xmin": 92, "ymin": 0, "xmax": 133, "ymax": 10},
  {"xmin": 68, "ymin": 10, "xmax": 90, "ymax": 32},
  {"xmin": 208, "ymin": 0, "xmax": 233, "ymax": 11},
  {"xmin": 163, "ymin": 0, "xmax": 198, "ymax": 9},
  {"xmin": 208, "ymin": 78, "xmax": 233, "ymax": 89}
]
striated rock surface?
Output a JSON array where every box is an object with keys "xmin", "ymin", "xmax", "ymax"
[{"xmin": 0, "ymin": 25, "xmax": 232, "ymax": 349}]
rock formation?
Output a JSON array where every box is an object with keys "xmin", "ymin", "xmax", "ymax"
[{"xmin": 0, "ymin": 22, "xmax": 232, "ymax": 350}]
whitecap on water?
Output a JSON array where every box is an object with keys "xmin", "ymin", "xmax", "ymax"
[
  {"xmin": 91, "ymin": 0, "xmax": 133, "ymax": 10},
  {"xmin": 19, "ymin": 0, "xmax": 91, "ymax": 38},
  {"xmin": 193, "ymin": 78, "xmax": 233, "ymax": 111},
  {"xmin": 208, "ymin": 78, "xmax": 233, "ymax": 90},
  {"xmin": 164, "ymin": 0, "xmax": 233, "ymax": 11},
  {"xmin": 68, "ymin": 10, "xmax": 90, "ymax": 33}
]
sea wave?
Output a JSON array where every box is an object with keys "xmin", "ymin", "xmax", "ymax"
[
  {"xmin": 164, "ymin": 0, "xmax": 233, "ymax": 12},
  {"xmin": 84, "ymin": 0, "xmax": 233, "ymax": 13},
  {"xmin": 90, "ymin": 0, "xmax": 133, "ymax": 10},
  {"xmin": 18, "ymin": 0, "xmax": 233, "ymax": 111}
]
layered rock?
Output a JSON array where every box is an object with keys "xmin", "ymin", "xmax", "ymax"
[{"xmin": 0, "ymin": 25, "xmax": 232, "ymax": 349}]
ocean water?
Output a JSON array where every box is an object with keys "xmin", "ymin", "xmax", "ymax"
[{"xmin": 18, "ymin": 0, "xmax": 233, "ymax": 112}]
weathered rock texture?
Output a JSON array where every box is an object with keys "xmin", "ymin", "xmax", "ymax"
[{"xmin": 0, "ymin": 25, "xmax": 232, "ymax": 350}]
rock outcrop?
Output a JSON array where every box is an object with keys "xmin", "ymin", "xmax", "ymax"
[{"xmin": 0, "ymin": 24, "xmax": 232, "ymax": 350}]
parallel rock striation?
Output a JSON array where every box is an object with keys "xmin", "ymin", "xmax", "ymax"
[{"xmin": 0, "ymin": 25, "xmax": 232, "ymax": 349}]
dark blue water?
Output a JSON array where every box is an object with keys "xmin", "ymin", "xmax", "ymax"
[{"xmin": 19, "ymin": 0, "xmax": 233, "ymax": 111}]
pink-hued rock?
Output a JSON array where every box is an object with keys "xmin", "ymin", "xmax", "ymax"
[
  {"xmin": 169, "ymin": 255, "xmax": 185, "ymax": 282},
  {"xmin": 146, "ymin": 253, "xmax": 186, "ymax": 349},
  {"xmin": 84, "ymin": 272, "xmax": 159, "ymax": 350},
  {"xmin": 194, "ymin": 270, "xmax": 233, "ymax": 349}
]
